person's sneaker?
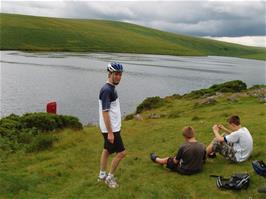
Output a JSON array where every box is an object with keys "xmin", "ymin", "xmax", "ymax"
[
  {"xmin": 150, "ymin": 152, "xmax": 157, "ymax": 162},
  {"xmin": 208, "ymin": 152, "xmax": 217, "ymax": 159},
  {"xmin": 97, "ymin": 174, "xmax": 107, "ymax": 182},
  {"xmin": 105, "ymin": 175, "xmax": 119, "ymax": 188}
]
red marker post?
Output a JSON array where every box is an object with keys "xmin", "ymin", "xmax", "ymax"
[{"xmin": 46, "ymin": 101, "xmax": 57, "ymax": 114}]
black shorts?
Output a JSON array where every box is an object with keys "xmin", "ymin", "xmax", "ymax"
[
  {"xmin": 166, "ymin": 157, "xmax": 200, "ymax": 175},
  {"xmin": 166, "ymin": 157, "xmax": 179, "ymax": 171},
  {"xmin": 102, "ymin": 131, "xmax": 125, "ymax": 154}
]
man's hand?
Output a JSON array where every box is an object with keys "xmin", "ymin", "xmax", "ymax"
[
  {"xmin": 218, "ymin": 124, "xmax": 226, "ymax": 131},
  {"xmin": 217, "ymin": 124, "xmax": 231, "ymax": 134},
  {"xmin": 212, "ymin": 124, "xmax": 224, "ymax": 142},
  {"xmin": 212, "ymin": 124, "xmax": 220, "ymax": 133},
  {"xmin": 107, "ymin": 132, "xmax": 114, "ymax": 144}
]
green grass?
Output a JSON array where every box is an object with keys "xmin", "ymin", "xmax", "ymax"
[
  {"xmin": 1, "ymin": 89, "xmax": 266, "ymax": 198},
  {"xmin": 0, "ymin": 13, "xmax": 265, "ymax": 60}
]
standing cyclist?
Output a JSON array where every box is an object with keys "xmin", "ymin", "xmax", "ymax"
[{"xmin": 97, "ymin": 62, "xmax": 126, "ymax": 188}]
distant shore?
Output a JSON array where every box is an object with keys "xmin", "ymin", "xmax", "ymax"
[{"xmin": 1, "ymin": 13, "xmax": 265, "ymax": 61}]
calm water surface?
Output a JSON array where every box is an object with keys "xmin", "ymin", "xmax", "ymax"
[{"xmin": 1, "ymin": 51, "xmax": 265, "ymax": 124}]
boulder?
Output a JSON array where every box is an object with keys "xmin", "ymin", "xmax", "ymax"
[
  {"xmin": 198, "ymin": 97, "xmax": 217, "ymax": 105},
  {"xmin": 148, "ymin": 113, "xmax": 160, "ymax": 119},
  {"xmin": 134, "ymin": 114, "xmax": 143, "ymax": 121}
]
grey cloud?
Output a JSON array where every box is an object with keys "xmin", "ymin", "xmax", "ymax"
[{"xmin": 1, "ymin": 1, "xmax": 266, "ymax": 37}]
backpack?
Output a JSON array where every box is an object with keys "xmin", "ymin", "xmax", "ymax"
[
  {"xmin": 252, "ymin": 160, "xmax": 266, "ymax": 177},
  {"xmin": 210, "ymin": 173, "xmax": 250, "ymax": 190}
]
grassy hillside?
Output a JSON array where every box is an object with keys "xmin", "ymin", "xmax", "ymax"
[
  {"xmin": 1, "ymin": 84, "xmax": 266, "ymax": 198},
  {"xmin": 0, "ymin": 13, "xmax": 265, "ymax": 60}
]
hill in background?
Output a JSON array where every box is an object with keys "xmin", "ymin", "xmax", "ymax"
[{"xmin": 0, "ymin": 13, "xmax": 265, "ymax": 60}]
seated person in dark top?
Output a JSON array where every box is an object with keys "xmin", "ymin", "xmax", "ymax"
[{"xmin": 150, "ymin": 126, "xmax": 206, "ymax": 175}]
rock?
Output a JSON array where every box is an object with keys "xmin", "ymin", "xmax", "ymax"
[
  {"xmin": 227, "ymin": 95, "xmax": 239, "ymax": 102},
  {"xmin": 134, "ymin": 114, "xmax": 143, "ymax": 121},
  {"xmin": 198, "ymin": 97, "xmax": 217, "ymax": 105},
  {"xmin": 148, "ymin": 113, "xmax": 160, "ymax": 119},
  {"xmin": 202, "ymin": 93, "xmax": 214, "ymax": 98},
  {"xmin": 259, "ymin": 96, "xmax": 266, "ymax": 103},
  {"xmin": 248, "ymin": 88, "xmax": 266, "ymax": 97},
  {"xmin": 215, "ymin": 92, "xmax": 223, "ymax": 97}
]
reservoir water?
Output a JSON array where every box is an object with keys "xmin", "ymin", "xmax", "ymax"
[{"xmin": 1, "ymin": 51, "xmax": 265, "ymax": 124}]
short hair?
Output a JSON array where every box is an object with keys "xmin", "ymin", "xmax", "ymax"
[
  {"xmin": 227, "ymin": 115, "xmax": 241, "ymax": 125},
  {"xmin": 182, "ymin": 126, "xmax": 195, "ymax": 138}
]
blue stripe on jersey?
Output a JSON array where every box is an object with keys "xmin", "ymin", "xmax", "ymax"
[{"xmin": 99, "ymin": 83, "xmax": 118, "ymax": 111}]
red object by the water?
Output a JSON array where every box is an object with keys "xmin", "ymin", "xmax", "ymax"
[{"xmin": 46, "ymin": 102, "xmax": 57, "ymax": 114}]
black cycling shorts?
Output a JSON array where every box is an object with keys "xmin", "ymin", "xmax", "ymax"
[
  {"xmin": 166, "ymin": 157, "xmax": 179, "ymax": 171},
  {"xmin": 166, "ymin": 157, "xmax": 200, "ymax": 175},
  {"xmin": 102, "ymin": 131, "xmax": 125, "ymax": 154}
]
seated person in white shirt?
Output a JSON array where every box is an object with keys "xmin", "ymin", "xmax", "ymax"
[{"xmin": 206, "ymin": 115, "xmax": 253, "ymax": 163}]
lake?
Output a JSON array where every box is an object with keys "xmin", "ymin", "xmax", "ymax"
[{"xmin": 1, "ymin": 51, "xmax": 265, "ymax": 124}]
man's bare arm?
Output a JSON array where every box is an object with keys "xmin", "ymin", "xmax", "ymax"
[
  {"xmin": 102, "ymin": 111, "xmax": 114, "ymax": 143},
  {"xmin": 218, "ymin": 124, "xmax": 232, "ymax": 134},
  {"xmin": 213, "ymin": 125, "xmax": 224, "ymax": 142}
]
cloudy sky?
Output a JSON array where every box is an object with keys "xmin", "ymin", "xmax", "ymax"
[{"xmin": 1, "ymin": 0, "xmax": 266, "ymax": 47}]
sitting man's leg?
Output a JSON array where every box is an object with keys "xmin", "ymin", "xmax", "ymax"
[
  {"xmin": 206, "ymin": 143, "xmax": 214, "ymax": 155},
  {"xmin": 207, "ymin": 139, "xmax": 236, "ymax": 162},
  {"xmin": 150, "ymin": 153, "xmax": 178, "ymax": 171},
  {"xmin": 206, "ymin": 138, "xmax": 218, "ymax": 155},
  {"xmin": 206, "ymin": 139, "xmax": 217, "ymax": 158},
  {"xmin": 150, "ymin": 153, "xmax": 169, "ymax": 164},
  {"xmin": 206, "ymin": 144, "xmax": 213, "ymax": 155}
]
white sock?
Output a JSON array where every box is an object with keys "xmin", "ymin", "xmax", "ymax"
[
  {"xmin": 107, "ymin": 173, "xmax": 114, "ymax": 179},
  {"xmin": 99, "ymin": 170, "xmax": 106, "ymax": 177}
]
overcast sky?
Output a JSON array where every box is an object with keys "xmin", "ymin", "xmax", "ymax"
[{"xmin": 1, "ymin": 0, "xmax": 266, "ymax": 47}]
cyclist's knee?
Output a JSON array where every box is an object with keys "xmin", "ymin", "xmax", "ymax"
[{"xmin": 117, "ymin": 150, "xmax": 126, "ymax": 159}]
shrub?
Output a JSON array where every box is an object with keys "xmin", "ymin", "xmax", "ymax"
[
  {"xmin": 60, "ymin": 115, "xmax": 83, "ymax": 130},
  {"xmin": 19, "ymin": 113, "xmax": 83, "ymax": 132},
  {"xmin": 0, "ymin": 112, "xmax": 82, "ymax": 153},
  {"xmin": 26, "ymin": 134, "xmax": 57, "ymax": 153},
  {"xmin": 17, "ymin": 131, "xmax": 34, "ymax": 144},
  {"xmin": 136, "ymin": 96, "xmax": 164, "ymax": 113},
  {"xmin": 0, "ymin": 118, "xmax": 22, "ymax": 131},
  {"xmin": 210, "ymin": 80, "xmax": 247, "ymax": 92},
  {"xmin": 20, "ymin": 113, "xmax": 58, "ymax": 132},
  {"xmin": 184, "ymin": 80, "xmax": 247, "ymax": 99},
  {"xmin": 171, "ymin": 94, "xmax": 182, "ymax": 99},
  {"xmin": 124, "ymin": 113, "xmax": 134, "ymax": 121},
  {"xmin": 0, "ymin": 127, "xmax": 14, "ymax": 137},
  {"xmin": 183, "ymin": 88, "xmax": 216, "ymax": 99},
  {"xmin": 248, "ymin": 84, "xmax": 266, "ymax": 90},
  {"xmin": 53, "ymin": 115, "xmax": 65, "ymax": 129},
  {"xmin": 0, "ymin": 136, "xmax": 12, "ymax": 151},
  {"xmin": 0, "ymin": 127, "xmax": 19, "ymax": 142},
  {"xmin": 3, "ymin": 114, "xmax": 20, "ymax": 121}
]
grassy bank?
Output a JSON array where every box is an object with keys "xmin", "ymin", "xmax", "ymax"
[
  {"xmin": 0, "ymin": 13, "xmax": 265, "ymax": 61},
  {"xmin": 0, "ymin": 82, "xmax": 266, "ymax": 198}
]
